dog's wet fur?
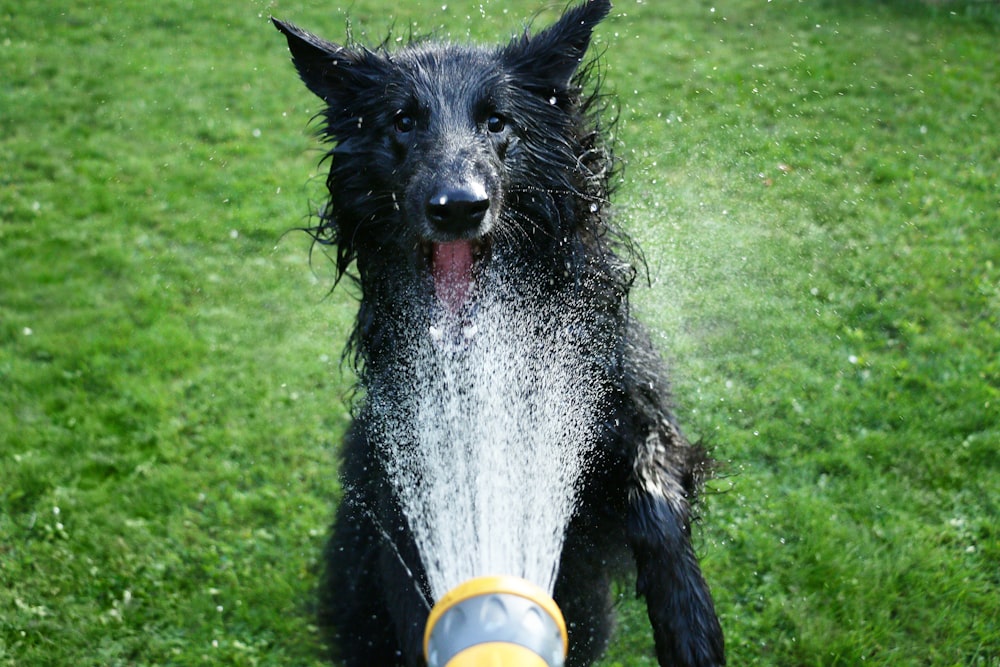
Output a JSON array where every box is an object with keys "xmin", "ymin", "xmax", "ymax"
[{"xmin": 274, "ymin": 1, "xmax": 725, "ymax": 665}]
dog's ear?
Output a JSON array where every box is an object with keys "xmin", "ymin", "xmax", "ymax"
[
  {"xmin": 272, "ymin": 18, "xmax": 382, "ymax": 104},
  {"xmin": 502, "ymin": 0, "xmax": 611, "ymax": 91}
]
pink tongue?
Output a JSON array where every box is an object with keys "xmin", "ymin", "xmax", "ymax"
[{"xmin": 432, "ymin": 241, "xmax": 474, "ymax": 312}]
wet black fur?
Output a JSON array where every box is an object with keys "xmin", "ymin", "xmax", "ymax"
[{"xmin": 273, "ymin": 2, "xmax": 725, "ymax": 665}]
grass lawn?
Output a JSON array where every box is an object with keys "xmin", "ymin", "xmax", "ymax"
[{"xmin": 1, "ymin": 0, "xmax": 997, "ymax": 665}]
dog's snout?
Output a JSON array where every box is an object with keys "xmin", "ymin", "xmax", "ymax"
[{"xmin": 426, "ymin": 185, "xmax": 490, "ymax": 237}]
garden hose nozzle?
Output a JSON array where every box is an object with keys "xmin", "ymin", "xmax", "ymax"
[{"xmin": 424, "ymin": 576, "xmax": 568, "ymax": 667}]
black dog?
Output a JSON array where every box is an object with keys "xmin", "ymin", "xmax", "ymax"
[{"xmin": 274, "ymin": 1, "xmax": 724, "ymax": 665}]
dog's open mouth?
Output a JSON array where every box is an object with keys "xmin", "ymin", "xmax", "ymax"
[{"xmin": 427, "ymin": 239, "xmax": 489, "ymax": 313}]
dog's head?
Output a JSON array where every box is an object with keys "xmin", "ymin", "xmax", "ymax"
[{"xmin": 275, "ymin": 0, "xmax": 615, "ymax": 315}]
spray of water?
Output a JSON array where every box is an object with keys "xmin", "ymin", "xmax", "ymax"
[{"xmin": 369, "ymin": 286, "xmax": 610, "ymax": 600}]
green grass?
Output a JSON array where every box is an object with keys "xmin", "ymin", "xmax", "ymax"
[{"xmin": 2, "ymin": 0, "xmax": 997, "ymax": 665}]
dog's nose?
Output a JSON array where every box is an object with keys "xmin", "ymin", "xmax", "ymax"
[{"xmin": 426, "ymin": 185, "xmax": 490, "ymax": 237}]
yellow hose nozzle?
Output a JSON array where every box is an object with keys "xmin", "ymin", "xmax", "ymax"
[{"xmin": 424, "ymin": 576, "xmax": 568, "ymax": 667}]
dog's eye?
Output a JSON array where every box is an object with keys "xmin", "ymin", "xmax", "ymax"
[
  {"xmin": 486, "ymin": 114, "xmax": 507, "ymax": 134},
  {"xmin": 394, "ymin": 113, "xmax": 415, "ymax": 134}
]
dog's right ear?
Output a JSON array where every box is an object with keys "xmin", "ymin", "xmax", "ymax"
[
  {"xmin": 502, "ymin": 0, "xmax": 612, "ymax": 93},
  {"xmin": 272, "ymin": 18, "xmax": 381, "ymax": 104}
]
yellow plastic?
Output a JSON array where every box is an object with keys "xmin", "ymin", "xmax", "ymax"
[
  {"xmin": 424, "ymin": 575, "xmax": 569, "ymax": 666},
  {"xmin": 444, "ymin": 642, "xmax": 549, "ymax": 667}
]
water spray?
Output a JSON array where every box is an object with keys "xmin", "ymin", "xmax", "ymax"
[
  {"xmin": 369, "ymin": 292, "xmax": 606, "ymax": 666},
  {"xmin": 424, "ymin": 576, "xmax": 567, "ymax": 667}
]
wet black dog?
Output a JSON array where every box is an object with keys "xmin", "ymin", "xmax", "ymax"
[{"xmin": 274, "ymin": 1, "xmax": 724, "ymax": 665}]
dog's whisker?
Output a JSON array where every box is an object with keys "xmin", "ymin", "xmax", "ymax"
[{"xmin": 506, "ymin": 183, "xmax": 611, "ymax": 206}]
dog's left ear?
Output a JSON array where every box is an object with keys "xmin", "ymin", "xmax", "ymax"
[
  {"xmin": 502, "ymin": 0, "xmax": 612, "ymax": 92},
  {"xmin": 272, "ymin": 18, "xmax": 383, "ymax": 105}
]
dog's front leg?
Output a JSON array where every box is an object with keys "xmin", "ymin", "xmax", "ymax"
[{"xmin": 627, "ymin": 429, "xmax": 725, "ymax": 667}]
